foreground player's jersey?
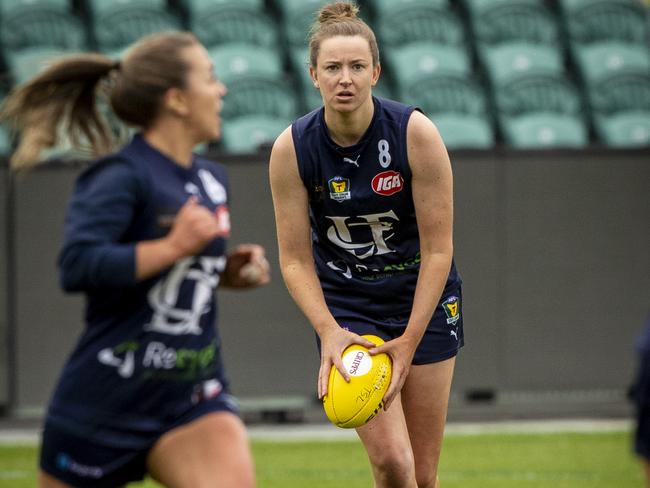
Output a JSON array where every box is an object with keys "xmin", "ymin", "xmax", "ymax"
[
  {"xmin": 47, "ymin": 135, "xmax": 233, "ymax": 448},
  {"xmin": 292, "ymin": 97, "xmax": 461, "ymax": 325}
]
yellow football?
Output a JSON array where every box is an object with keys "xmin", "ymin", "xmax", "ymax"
[{"xmin": 322, "ymin": 334, "xmax": 392, "ymax": 429}]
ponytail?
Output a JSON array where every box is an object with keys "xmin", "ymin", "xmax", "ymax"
[
  {"xmin": 0, "ymin": 53, "xmax": 118, "ymax": 170},
  {"xmin": 1, "ymin": 31, "xmax": 200, "ymax": 170}
]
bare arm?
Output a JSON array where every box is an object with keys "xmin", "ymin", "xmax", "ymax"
[
  {"xmin": 269, "ymin": 127, "xmax": 374, "ymax": 397},
  {"xmin": 135, "ymin": 197, "xmax": 227, "ymax": 281},
  {"xmin": 372, "ymin": 110, "xmax": 455, "ymax": 409}
]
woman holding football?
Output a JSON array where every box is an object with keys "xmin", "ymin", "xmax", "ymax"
[
  {"xmin": 2, "ymin": 32, "xmax": 269, "ymax": 487},
  {"xmin": 269, "ymin": 2, "xmax": 463, "ymax": 487}
]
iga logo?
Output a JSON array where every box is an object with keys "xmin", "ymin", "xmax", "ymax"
[{"xmin": 372, "ymin": 171, "xmax": 403, "ymax": 196}]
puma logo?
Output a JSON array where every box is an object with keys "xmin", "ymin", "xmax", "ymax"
[{"xmin": 343, "ymin": 155, "xmax": 360, "ymax": 167}]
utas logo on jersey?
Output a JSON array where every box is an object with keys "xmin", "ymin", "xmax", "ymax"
[
  {"xmin": 372, "ymin": 171, "xmax": 403, "ymax": 196},
  {"xmin": 329, "ymin": 176, "xmax": 351, "ymax": 202}
]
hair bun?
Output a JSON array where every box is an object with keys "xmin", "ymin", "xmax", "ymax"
[{"xmin": 318, "ymin": 2, "xmax": 359, "ymax": 24}]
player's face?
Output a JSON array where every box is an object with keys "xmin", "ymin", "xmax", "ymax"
[
  {"xmin": 179, "ymin": 44, "xmax": 227, "ymax": 143},
  {"xmin": 311, "ymin": 35, "xmax": 380, "ymax": 113}
]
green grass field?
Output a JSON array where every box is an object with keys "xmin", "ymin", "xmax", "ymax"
[{"xmin": 0, "ymin": 431, "xmax": 642, "ymax": 487}]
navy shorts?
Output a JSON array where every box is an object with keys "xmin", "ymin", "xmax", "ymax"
[
  {"xmin": 40, "ymin": 393, "xmax": 240, "ymax": 487},
  {"xmin": 634, "ymin": 353, "xmax": 650, "ymax": 459},
  {"xmin": 322, "ymin": 287, "xmax": 464, "ymax": 364}
]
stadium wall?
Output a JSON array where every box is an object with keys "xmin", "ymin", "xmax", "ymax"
[{"xmin": 1, "ymin": 149, "xmax": 649, "ymax": 419}]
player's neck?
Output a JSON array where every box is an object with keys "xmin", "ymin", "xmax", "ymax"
[
  {"xmin": 324, "ymin": 97, "xmax": 374, "ymax": 148},
  {"xmin": 143, "ymin": 125, "xmax": 194, "ymax": 168}
]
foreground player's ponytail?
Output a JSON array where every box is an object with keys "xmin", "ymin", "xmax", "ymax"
[
  {"xmin": 308, "ymin": 2, "xmax": 379, "ymax": 69},
  {"xmin": 0, "ymin": 31, "xmax": 199, "ymax": 170}
]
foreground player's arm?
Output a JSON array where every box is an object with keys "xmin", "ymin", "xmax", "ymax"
[
  {"xmin": 59, "ymin": 161, "xmax": 222, "ymax": 291},
  {"xmin": 373, "ymin": 111, "xmax": 454, "ymax": 409},
  {"xmin": 269, "ymin": 127, "xmax": 373, "ymax": 398}
]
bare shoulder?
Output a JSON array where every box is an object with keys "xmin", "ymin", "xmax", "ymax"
[
  {"xmin": 269, "ymin": 125, "xmax": 299, "ymax": 178},
  {"xmin": 406, "ymin": 110, "xmax": 450, "ymax": 175},
  {"xmin": 270, "ymin": 126, "xmax": 295, "ymax": 162}
]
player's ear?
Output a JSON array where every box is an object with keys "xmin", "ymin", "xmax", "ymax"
[
  {"xmin": 309, "ymin": 66, "xmax": 319, "ymax": 89},
  {"xmin": 163, "ymin": 87, "xmax": 189, "ymax": 117},
  {"xmin": 371, "ymin": 63, "xmax": 381, "ymax": 87}
]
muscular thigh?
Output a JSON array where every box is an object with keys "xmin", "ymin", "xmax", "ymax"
[
  {"xmin": 401, "ymin": 357, "xmax": 456, "ymax": 464},
  {"xmin": 147, "ymin": 411, "xmax": 254, "ymax": 488}
]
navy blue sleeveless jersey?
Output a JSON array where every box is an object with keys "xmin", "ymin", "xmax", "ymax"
[
  {"xmin": 47, "ymin": 134, "xmax": 234, "ymax": 449},
  {"xmin": 292, "ymin": 97, "xmax": 461, "ymax": 325}
]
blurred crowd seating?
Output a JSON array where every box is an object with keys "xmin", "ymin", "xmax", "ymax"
[{"xmin": 0, "ymin": 0, "xmax": 648, "ymax": 155}]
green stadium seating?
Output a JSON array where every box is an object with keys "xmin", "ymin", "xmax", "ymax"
[
  {"xmin": 0, "ymin": 0, "xmax": 87, "ymax": 51},
  {"xmin": 386, "ymin": 43, "xmax": 472, "ymax": 92},
  {"xmin": 573, "ymin": 42, "xmax": 650, "ymax": 86},
  {"xmin": 559, "ymin": 0, "xmax": 648, "ymax": 45},
  {"xmin": 372, "ymin": 0, "xmax": 450, "ymax": 14},
  {"xmin": 288, "ymin": 46, "xmax": 322, "ymax": 112},
  {"xmin": 594, "ymin": 111, "xmax": 650, "ymax": 147},
  {"xmin": 461, "ymin": 0, "xmax": 541, "ymax": 14},
  {"xmin": 4, "ymin": 46, "xmax": 73, "ymax": 85},
  {"xmin": 209, "ymin": 44, "xmax": 297, "ymax": 121},
  {"xmin": 210, "ymin": 43, "xmax": 283, "ymax": 82},
  {"xmin": 0, "ymin": 124, "xmax": 11, "ymax": 156},
  {"xmin": 501, "ymin": 113, "xmax": 588, "ymax": 148},
  {"xmin": 87, "ymin": 0, "xmax": 182, "ymax": 52},
  {"xmin": 186, "ymin": 0, "xmax": 279, "ymax": 48},
  {"xmin": 385, "ymin": 43, "xmax": 494, "ymax": 149},
  {"xmin": 433, "ymin": 113, "xmax": 494, "ymax": 149},
  {"xmin": 220, "ymin": 115, "xmax": 290, "ymax": 154},
  {"xmin": 179, "ymin": 0, "xmax": 264, "ymax": 10},
  {"xmin": 480, "ymin": 42, "xmax": 564, "ymax": 85},
  {"xmin": 573, "ymin": 42, "xmax": 650, "ymax": 147},
  {"xmin": 276, "ymin": 0, "xmax": 329, "ymax": 46},
  {"xmin": 375, "ymin": 2, "xmax": 465, "ymax": 47},
  {"xmin": 573, "ymin": 42, "xmax": 650, "ymax": 114},
  {"xmin": 466, "ymin": 0, "xmax": 560, "ymax": 46},
  {"xmin": 480, "ymin": 42, "xmax": 588, "ymax": 148},
  {"xmin": 494, "ymin": 74, "xmax": 584, "ymax": 116}
]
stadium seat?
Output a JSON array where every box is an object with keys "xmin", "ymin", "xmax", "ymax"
[
  {"xmin": 573, "ymin": 42, "xmax": 650, "ymax": 87},
  {"xmin": 186, "ymin": 0, "xmax": 279, "ymax": 48},
  {"xmin": 0, "ymin": 0, "xmax": 87, "ymax": 52},
  {"xmin": 594, "ymin": 112, "xmax": 650, "ymax": 147},
  {"xmin": 559, "ymin": 0, "xmax": 649, "ymax": 45},
  {"xmin": 493, "ymin": 73, "xmax": 584, "ymax": 117},
  {"xmin": 209, "ymin": 44, "xmax": 297, "ymax": 121},
  {"xmin": 220, "ymin": 115, "xmax": 290, "ymax": 154},
  {"xmin": 87, "ymin": 0, "xmax": 182, "ymax": 52},
  {"xmin": 4, "ymin": 46, "xmax": 73, "ymax": 85},
  {"xmin": 386, "ymin": 43, "xmax": 472, "ymax": 93},
  {"xmin": 210, "ymin": 43, "xmax": 283, "ymax": 81},
  {"xmin": 288, "ymin": 46, "xmax": 320, "ymax": 112},
  {"xmin": 501, "ymin": 113, "xmax": 588, "ymax": 148},
  {"xmin": 461, "ymin": 0, "xmax": 542, "ymax": 13},
  {"xmin": 433, "ymin": 113, "xmax": 495, "ymax": 150},
  {"xmin": 573, "ymin": 42, "xmax": 650, "ymax": 147},
  {"xmin": 276, "ymin": 0, "xmax": 330, "ymax": 46},
  {"xmin": 386, "ymin": 43, "xmax": 494, "ymax": 149},
  {"xmin": 573, "ymin": 42, "xmax": 650, "ymax": 115},
  {"xmin": 480, "ymin": 42, "xmax": 588, "ymax": 148},
  {"xmin": 0, "ymin": 124, "xmax": 11, "ymax": 156},
  {"xmin": 466, "ymin": 0, "xmax": 560, "ymax": 46},
  {"xmin": 374, "ymin": 1, "xmax": 466, "ymax": 47},
  {"xmin": 479, "ymin": 42, "xmax": 564, "ymax": 85}
]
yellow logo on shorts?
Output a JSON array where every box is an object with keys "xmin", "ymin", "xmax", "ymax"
[{"xmin": 442, "ymin": 296, "xmax": 460, "ymax": 325}]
